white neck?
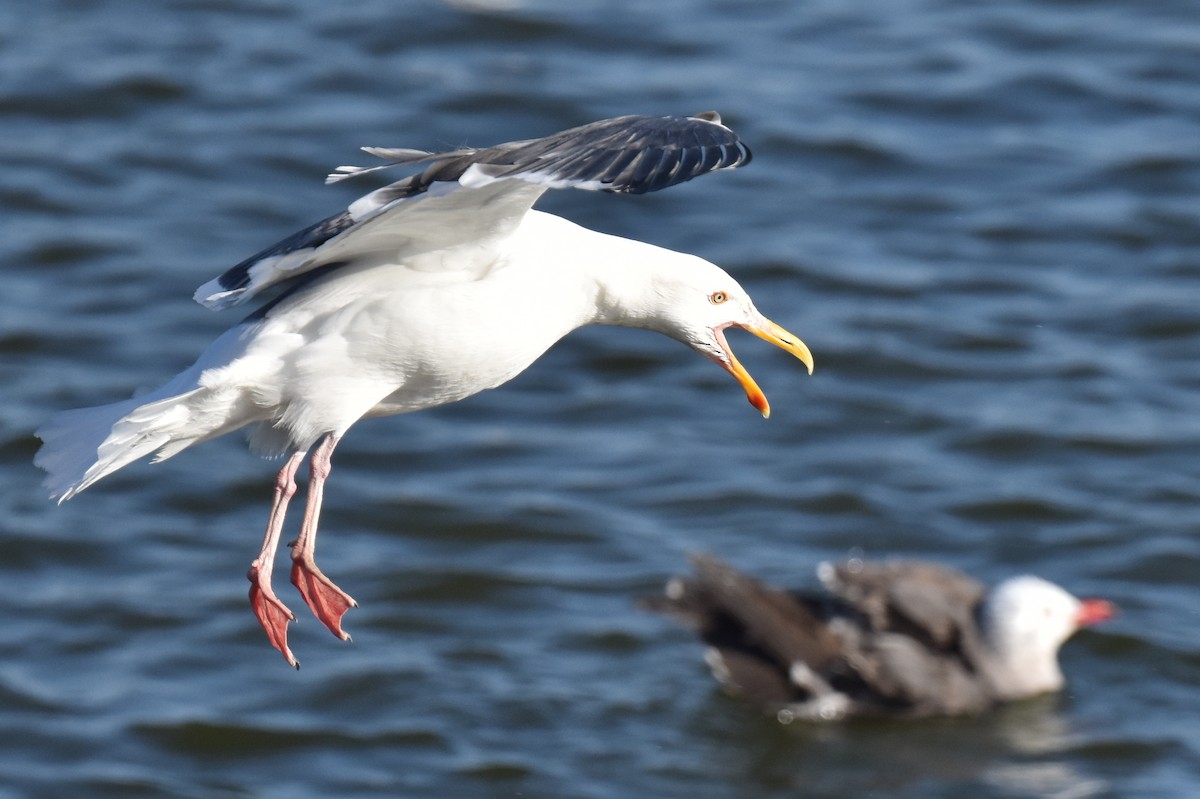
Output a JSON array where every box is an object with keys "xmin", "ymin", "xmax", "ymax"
[
  {"xmin": 986, "ymin": 639, "xmax": 1065, "ymax": 699},
  {"xmin": 513, "ymin": 211, "xmax": 705, "ymax": 333},
  {"xmin": 980, "ymin": 608, "xmax": 1068, "ymax": 699}
]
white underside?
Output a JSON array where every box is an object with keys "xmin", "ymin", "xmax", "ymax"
[{"xmin": 35, "ymin": 211, "xmax": 707, "ymax": 500}]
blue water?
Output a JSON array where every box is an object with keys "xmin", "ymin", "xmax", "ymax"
[{"xmin": 3, "ymin": 1, "xmax": 1199, "ymax": 797}]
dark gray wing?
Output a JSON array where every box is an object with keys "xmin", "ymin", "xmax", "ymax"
[
  {"xmin": 818, "ymin": 560, "xmax": 1003, "ymax": 715},
  {"xmin": 195, "ymin": 112, "xmax": 751, "ymax": 311},
  {"xmin": 646, "ymin": 555, "xmax": 1003, "ymax": 718},
  {"xmin": 841, "ymin": 630, "xmax": 996, "ymax": 717},
  {"xmin": 818, "ymin": 560, "xmax": 988, "ymax": 651},
  {"xmin": 328, "ymin": 110, "xmax": 750, "ymax": 198},
  {"xmin": 642, "ymin": 553, "xmax": 845, "ymax": 708},
  {"xmin": 193, "ymin": 211, "xmax": 355, "ymax": 310}
]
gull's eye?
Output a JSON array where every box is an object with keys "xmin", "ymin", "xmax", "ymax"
[{"xmin": 709, "ymin": 291, "xmax": 729, "ymax": 305}]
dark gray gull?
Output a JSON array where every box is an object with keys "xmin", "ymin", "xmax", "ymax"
[
  {"xmin": 34, "ymin": 113, "xmax": 813, "ymax": 668},
  {"xmin": 644, "ymin": 553, "xmax": 1114, "ymax": 721}
]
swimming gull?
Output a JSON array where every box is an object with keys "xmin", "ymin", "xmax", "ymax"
[
  {"xmin": 643, "ymin": 553, "xmax": 1114, "ymax": 720},
  {"xmin": 35, "ymin": 113, "xmax": 814, "ymax": 667}
]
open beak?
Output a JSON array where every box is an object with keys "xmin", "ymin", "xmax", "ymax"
[
  {"xmin": 1075, "ymin": 598, "xmax": 1116, "ymax": 627},
  {"xmin": 713, "ymin": 317, "xmax": 814, "ymax": 418}
]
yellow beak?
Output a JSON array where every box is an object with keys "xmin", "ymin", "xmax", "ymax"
[{"xmin": 716, "ymin": 318, "xmax": 813, "ymax": 418}]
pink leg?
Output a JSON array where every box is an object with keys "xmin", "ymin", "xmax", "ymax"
[
  {"xmin": 247, "ymin": 451, "xmax": 306, "ymax": 668},
  {"xmin": 289, "ymin": 433, "xmax": 358, "ymax": 640}
]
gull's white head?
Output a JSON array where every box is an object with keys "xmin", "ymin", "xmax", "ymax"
[
  {"xmin": 623, "ymin": 256, "xmax": 813, "ymax": 418},
  {"xmin": 981, "ymin": 575, "xmax": 1114, "ymax": 698}
]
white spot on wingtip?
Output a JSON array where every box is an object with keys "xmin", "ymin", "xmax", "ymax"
[{"xmin": 193, "ymin": 282, "xmax": 245, "ymax": 310}]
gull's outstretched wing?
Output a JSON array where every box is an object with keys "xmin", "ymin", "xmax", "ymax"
[{"xmin": 195, "ymin": 112, "xmax": 751, "ymax": 310}]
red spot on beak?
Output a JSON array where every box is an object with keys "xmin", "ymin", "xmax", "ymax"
[{"xmin": 1075, "ymin": 598, "xmax": 1115, "ymax": 627}]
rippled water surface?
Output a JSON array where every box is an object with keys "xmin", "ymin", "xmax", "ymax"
[{"xmin": 3, "ymin": 1, "xmax": 1199, "ymax": 797}]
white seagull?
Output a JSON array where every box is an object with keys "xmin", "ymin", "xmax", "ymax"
[{"xmin": 35, "ymin": 112, "xmax": 814, "ymax": 667}]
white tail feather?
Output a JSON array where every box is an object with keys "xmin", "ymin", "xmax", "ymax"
[{"xmin": 34, "ymin": 386, "xmax": 212, "ymax": 503}]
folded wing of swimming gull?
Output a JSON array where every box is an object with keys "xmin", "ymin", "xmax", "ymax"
[
  {"xmin": 195, "ymin": 112, "xmax": 750, "ymax": 311},
  {"xmin": 817, "ymin": 559, "xmax": 987, "ymax": 651},
  {"xmin": 37, "ymin": 113, "xmax": 812, "ymax": 669},
  {"xmin": 644, "ymin": 553, "xmax": 1114, "ymax": 720}
]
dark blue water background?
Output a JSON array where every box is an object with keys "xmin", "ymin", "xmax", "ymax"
[{"xmin": 3, "ymin": 1, "xmax": 1198, "ymax": 797}]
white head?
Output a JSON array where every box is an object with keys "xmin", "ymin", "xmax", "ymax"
[
  {"xmin": 604, "ymin": 253, "xmax": 813, "ymax": 417},
  {"xmin": 981, "ymin": 575, "xmax": 1114, "ymax": 699}
]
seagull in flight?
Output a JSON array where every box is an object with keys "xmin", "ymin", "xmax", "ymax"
[{"xmin": 35, "ymin": 112, "xmax": 814, "ymax": 667}]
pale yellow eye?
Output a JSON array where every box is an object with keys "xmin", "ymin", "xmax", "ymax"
[{"xmin": 709, "ymin": 291, "xmax": 729, "ymax": 305}]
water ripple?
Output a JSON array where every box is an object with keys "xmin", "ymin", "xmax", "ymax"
[{"xmin": 2, "ymin": 1, "xmax": 1198, "ymax": 797}]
